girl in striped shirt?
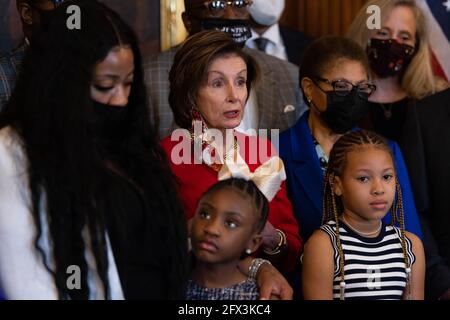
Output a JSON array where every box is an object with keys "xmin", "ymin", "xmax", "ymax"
[{"xmin": 302, "ymin": 130, "xmax": 425, "ymax": 300}]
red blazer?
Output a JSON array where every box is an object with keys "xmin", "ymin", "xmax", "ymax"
[{"xmin": 161, "ymin": 132, "xmax": 302, "ymax": 272}]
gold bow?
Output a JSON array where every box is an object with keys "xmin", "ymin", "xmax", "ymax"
[{"xmin": 218, "ymin": 152, "xmax": 287, "ymax": 201}]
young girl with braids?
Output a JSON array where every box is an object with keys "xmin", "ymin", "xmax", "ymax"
[
  {"xmin": 187, "ymin": 178, "xmax": 269, "ymax": 300},
  {"xmin": 302, "ymin": 130, "xmax": 425, "ymax": 300}
]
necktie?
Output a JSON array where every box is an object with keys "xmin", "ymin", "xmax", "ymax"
[{"xmin": 254, "ymin": 37, "xmax": 269, "ymax": 52}]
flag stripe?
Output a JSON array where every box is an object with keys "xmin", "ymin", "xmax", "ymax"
[
  {"xmin": 417, "ymin": 0, "xmax": 450, "ymax": 80},
  {"xmin": 426, "ymin": 0, "xmax": 450, "ymax": 39}
]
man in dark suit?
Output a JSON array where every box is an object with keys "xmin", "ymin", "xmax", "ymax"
[
  {"xmin": 144, "ymin": 0, "xmax": 306, "ymax": 139},
  {"xmin": 0, "ymin": 0, "xmax": 70, "ymax": 110},
  {"xmin": 401, "ymin": 88, "xmax": 450, "ymax": 299},
  {"xmin": 246, "ymin": 0, "xmax": 312, "ymax": 66}
]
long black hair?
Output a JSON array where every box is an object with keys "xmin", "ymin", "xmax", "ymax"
[{"xmin": 0, "ymin": 0, "xmax": 188, "ymax": 299}]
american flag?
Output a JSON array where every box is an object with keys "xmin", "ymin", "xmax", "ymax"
[{"xmin": 417, "ymin": 0, "xmax": 450, "ymax": 81}]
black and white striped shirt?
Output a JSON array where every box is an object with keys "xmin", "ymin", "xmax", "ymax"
[{"xmin": 320, "ymin": 221, "xmax": 415, "ymax": 300}]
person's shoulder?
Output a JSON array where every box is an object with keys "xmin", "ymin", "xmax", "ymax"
[
  {"xmin": 279, "ymin": 114, "xmax": 306, "ymax": 143},
  {"xmin": 309, "ymin": 228, "xmax": 332, "ymax": 242},
  {"xmin": 0, "ymin": 51, "xmax": 16, "ymax": 70},
  {"xmin": 244, "ymin": 47, "xmax": 298, "ymax": 70},
  {"xmin": 160, "ymin": 130, "xmax": 191, "ymax": 151},
  {"xmin": 160, "ymin": 134, "xmax": 176, "ymax": 150},
  {"xmin": 142, "ymin": 46, "xmax": 178, "ymax": 70},
  {"xmin": 304, "ymin": 228, "xmax": 333, "ymax": 253},
  {"xmin": 416, "ymin": 87, "xmax": 450, "ymax": 110},
  {"xmin": 0, "ymin": 126, "xmax": 26, "ymax": 168},
  {"xmin": 404, "ymin": 230, "xmax": 423, "ymax": 248},
  {"xmin": 0, "ymin": 43, "xmax": 26, "ymax": 65},
  {"xmin": 0, "ymin": 126, "xmax": 19, "ymax": 147},
  {"xmin": 279, "ymin": 126, "xmax": 295, "ymax": 155},
  {"xmin": 279, "ymin": 25, "xmax": 311, "ymax": 39},
  {"xmin": 279, "ymin": 26, "xmax": 312, "ymax": 45},
  {"xmin": 424, "ymin": 86, "xmax": 450, "ymax": 100},
  {"xmin": 279, "ymin": 122, "xmax": 296, "ymax": 140}
]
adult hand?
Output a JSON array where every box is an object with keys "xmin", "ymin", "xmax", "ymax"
[
  {"xmin": 256, "ymin": 261, "xmax": 293, "ymax": 300},
  {"xmin": 261, "ymin": 221, "xmax": 280, "ymax": 252}
]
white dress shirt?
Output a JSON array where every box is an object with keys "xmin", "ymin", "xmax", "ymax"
[{"xmin": 236, "ymin": 89, "xmax": 259, "ymax": 135}]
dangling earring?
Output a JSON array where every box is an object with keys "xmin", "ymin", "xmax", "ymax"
[
  {"xmin": 190, "ymin": 107, "xmax": 209, "ymax": 146},
  {"xmin": 191, "ymin": 107, "xmax": 205, "ymax": 134},
  {"xmin": 245, "ymin": 248, "xmax": 252, "ymax": 255}
]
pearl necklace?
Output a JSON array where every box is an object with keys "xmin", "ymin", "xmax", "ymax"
[{"xmin": 341, "ymin": 216, "xmax": 382, "ymax": 237}]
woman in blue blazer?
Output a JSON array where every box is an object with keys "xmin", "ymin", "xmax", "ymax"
[{"xmin": 279, "ymin": 36, "xmax": 422, "ymax": 243}]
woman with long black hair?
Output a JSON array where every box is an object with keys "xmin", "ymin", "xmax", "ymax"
[{"xmin": 0, "ymin": 0, "xmax": 188, "ymax": 299}]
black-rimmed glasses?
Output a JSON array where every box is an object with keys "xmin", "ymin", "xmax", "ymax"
[
  {"xmin": 313, "ymin": 77, "xmax": 376, "ymax": 98},
  {"xmin": 192, "ymin": 0, "xmax": 253, "ymax": 17}
]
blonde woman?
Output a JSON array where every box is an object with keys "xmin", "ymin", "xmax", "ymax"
[
  {"xmin": 348, "ymin": 0, "xmax": 450, "ymax": 300},
  {"xmin": 347, "ymin": 0, "xmax": 448, "ymax": 142}
]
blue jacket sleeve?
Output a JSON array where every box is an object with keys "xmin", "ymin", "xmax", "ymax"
[{"xmin": 389, "ymin": 141, "xmax": 423, "ymax": 239}]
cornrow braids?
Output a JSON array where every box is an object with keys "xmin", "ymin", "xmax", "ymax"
[
  {"xmin": 322, "ymin": 130, "xmax": 410, "ymax": 300},
  {"xmin": 202, "ymin": 178, "xmax": 269, "ymax": 233},
  {"xmin": 330, "ymin": 180, "xmax": 346, "ymax": 300},
  {"xmin": 396, "ymin": 179, "xmax": 412, "ymax": 299},
  {"xmin": 323, "ymin": 130, "xmax": 392, "ymax": 224}
]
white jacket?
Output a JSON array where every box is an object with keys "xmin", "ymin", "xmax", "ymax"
[{"xmin": 0, "ymin": 127, "xmax": 123, "ymax": 299}]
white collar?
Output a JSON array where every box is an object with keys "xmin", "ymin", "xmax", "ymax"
[{"xmin": 250, "ymin": 23, "xmax": 283, "ymax": 48}]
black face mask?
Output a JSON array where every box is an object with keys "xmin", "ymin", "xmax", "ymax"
[
  {"xmin": 200, "ymin": 18, "xmax": 251, "ymax": 46},
  {"xmin": 28, "ymin": 2, "xmax": 62, "ymax": 26},
  {"xmin": 89, "ymin": 100, "xmax": 129, "ymax": 140},
  {"xmin": 315, "ymin": 89, "xmax": 370, "ymax": 134},
  {"xmin": 28, "ymin": 6, "xmax": 55, "ymax": 35},
  {"xmin": 367, "ymin": 38, "xmax": 416, "ymax": 78}
]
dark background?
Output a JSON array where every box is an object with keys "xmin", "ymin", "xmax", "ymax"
[
  {"xmin": 0, "ymin": 0, "xmax": 160, "ymax": 57},
  {"xmin": 1, "ymin": 0, "xmax": 370, "ymax": 57}
]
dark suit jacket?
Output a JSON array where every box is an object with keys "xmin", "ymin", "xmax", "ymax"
[
  {"xmin": 400, "ymin": 88, "xmax": 450, "ymax": 298},
  {"xmin": 280, "ymin": 111, "xmax": 423, "ymax": 242},
  {"xmin": 279, "ymin": 26, "xmax": 312, "ymax": 67},
  {"xmin": 0, "ymin": 42, "xmax": 26, "ymax": 111}
]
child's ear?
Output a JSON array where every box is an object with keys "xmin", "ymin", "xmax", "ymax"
[
  {"xmin": 332, "ymin": 176, "xmax": 343, "ymax": 196},
  {"xmin": 246, "ymin": 233, "xmax": 263, "ymax": 254}
]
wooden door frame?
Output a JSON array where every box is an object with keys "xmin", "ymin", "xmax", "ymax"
[{"xmin": 160, "ymin": 0, "xmax": 188, "ymax": 51}]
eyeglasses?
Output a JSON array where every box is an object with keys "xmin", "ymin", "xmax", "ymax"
[
  {"xmin": 192, "ymin": 0, "xmax": 253, "ymax": 17},
  {"xmin": 313, "ymin": 77, "xmax": 376, "ymax": 98}
]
